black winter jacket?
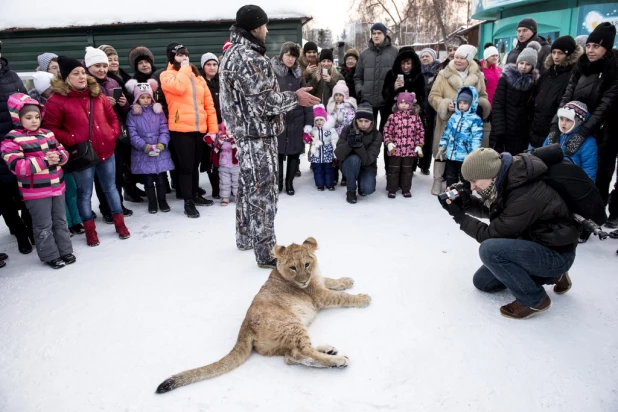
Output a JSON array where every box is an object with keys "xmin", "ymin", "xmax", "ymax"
[
  {"xmin": 354, "ymin": 36, "xmax": 398, "ymax": 107},
  {"xmin": 151, "ymin": 68, "xmax": 169, "ymax": 119},
  {"xmin": 272, "ymin": 57, "xmax": 313, "ymax": 155},
  {"xmin": 335, "ymin": 124, "xmax": 383, "ymax": 173},
  {"xmin": 490, "ymin": 64, "xmax": 537, "ymax": 155},
  {"xmin": 460, "ymin": 153, "xmax": 579, "ymax": 253},
  {"xmin": 529, "ymin": 47, "xmax": 582, "ymax": 148},
  {"xmin": 382, "ymin": 47, "xmax": 425, "ymax": 120},
  {"xmin": 558, "ymin": 49, "xmax": 618, "ymax": 147},
  {"xmin": 0, "ymin": 58, "xmax": 27, "ymax": 176},
  {"xmin": 204, "ymin": 74, "xmax": 222, "ymax": 124},
  {"xmin": 506, "ymin": 34, "xmax": 551, "ymax": 74},
  {"xmin": 340, "ymin": 65, "xmax": 357, "ymax": 102}
]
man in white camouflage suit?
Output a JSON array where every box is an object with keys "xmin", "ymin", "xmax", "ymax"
[{"xmin": 220, "ymin": 5, "xmax": 320, "ymax": 268}]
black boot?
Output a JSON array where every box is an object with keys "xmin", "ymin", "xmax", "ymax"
[
  {"xmin": 156, "ymin": 185, "xmax": 171, "ymax": 212},
  {"xmin": 16, "ymin": 234, "xmax": 33, "ymax": 254},
  {"xmin": 346, "ymin": 190, "xmax": 357, "ymax": 204},
  {"xmin": 278, "ymin": 158, "xmax": 284, "ymax": 193},
  {"xmin": 286, "ymin": 158, "xmax": 299, "ymax": 196},
  {"xmin": 184, "ymin": 199, "xmax": 200, "ymax": 218},
  {"xmin": 123, "ymin": 185, "xmax": 144, "ymax": 203},
  {"xmin": 146, "ymin": 187, "xmax": 158, "ymax": 214}
]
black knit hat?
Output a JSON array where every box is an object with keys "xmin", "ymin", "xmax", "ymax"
[
  {"xmin": 518, "ymin": 18, "xmax": 538, "ymax": 33},
  {"xmin": 319, "ymin": 48, "xmax": 334, "ymax": 62},
  {"xmin": 57, "ymin": 56, "xmax": 83, "ymax": 81},
  {"xmin": 303, "ymin": 42, "xmax": 318, "ymax": 54},
  {"xmin": 551, "ymin": 36, "xmax": 576, "ymax": 55},
  {"xmin": 280, "ymin": 42, "xmax": 300, "ymax": 59},
  {"xmin": 167, "ymin": 43, "xmax": 188, "ymax": 64},
  {"xmin": 236, "ymin": 5, "xmax": 269, "ymax": 31},
  {"xmin": 355, "ymin": 99, "xmax": 374, "ymax": 121},
  {"xmin": 587, "ymin": 22, "xmax": 616, "ymax": 49}
]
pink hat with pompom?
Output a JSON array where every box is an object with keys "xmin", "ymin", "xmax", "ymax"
[
  {"xmin": 332, "ymin": 80, "xmax": 349, "ymax": 100},
  {"xmin": 396, "ymin": 92, "xmax": 416, "ymax": 107},
  {"xmin": 126, "ymin": 78, "xmax": 159, "ymax": 104},
  {"xmin": 313, "ymin": 104, "xmax": 328, "ymax": 122}
]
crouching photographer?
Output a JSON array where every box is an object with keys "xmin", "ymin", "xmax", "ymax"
[{"xmin": 439, "ymin": 148, "xmax": 579, "ymax": 319}]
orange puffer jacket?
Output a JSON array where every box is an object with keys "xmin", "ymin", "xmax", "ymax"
[{"xmin": 160, "ymin": 64, "xmax": 218, "ymax": 134}]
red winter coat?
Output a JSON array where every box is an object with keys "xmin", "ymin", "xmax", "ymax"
[{"xmin": 43, "ymin": 76, "xmax": 120, "ymax": 161}]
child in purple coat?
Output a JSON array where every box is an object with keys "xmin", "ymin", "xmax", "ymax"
[{"xmin": 125, "ymin": 79, "xmax": 174, "ymax": 214}]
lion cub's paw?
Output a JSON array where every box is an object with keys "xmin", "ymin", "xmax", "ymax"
[
  {"xmin": 356, "ymin": 294, "xmax": 372, "ymax": 308},
  {"xmin": 317, "ymin": 345, "xmax": 338, "ymax": 355},
  {"xmin": 339, "ymin": 277, "xmax": 354, "ymax": 289},
  {"xmin": 330, "ymin": 355, "xmax": 349, "ymax": 368}
]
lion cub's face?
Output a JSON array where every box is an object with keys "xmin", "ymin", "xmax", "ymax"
[{"xmin": 273, "ymin": 237, "xmax": 318, "ymax": 288}]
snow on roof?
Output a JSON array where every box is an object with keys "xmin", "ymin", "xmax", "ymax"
[{"xmin": 0, "ymin": 0, "xmax": 311, "ymax": 31}]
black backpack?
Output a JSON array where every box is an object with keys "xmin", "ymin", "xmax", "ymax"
[{"xmin": 525, "ymin": 144, "xmax": 607, "ymax": 226}]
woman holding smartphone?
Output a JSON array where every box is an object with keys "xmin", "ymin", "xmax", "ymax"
[{"xmin": 307, "ymin": 48, "xmax": 343, "ymax": 104}]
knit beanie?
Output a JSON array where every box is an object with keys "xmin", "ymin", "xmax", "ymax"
[
  {"xmin": 32, "ymin": 71, "xmax": 54, "ymax": 94},
  {"xmin": 236, "ymin": 5, "xmax": 269, "ymax": 31},
  {"xmin": 167, "ymin": 43, "xmax": 188, "ymax": 64},
  {"xmin": 332, "ymin": 80, "xmax": 349, "ymax": 99},
  {"xmin": 461, "ymin": 148, "xmax": 503, "ymax": 181},
  {"xmin": 551, "ymin": 36, "xmax": 576, "ymax": 55},
  {"xmin": 85, "ymin": 46, "xmax": 109, "ymax": 68},
  {"xmin": 371, "ymin": 22, "xmax": 388, "ymax": 35},
  {"xmin": 19, "ymin": 104, "xmax": 40, "ymax": 119},
  {"xmin": 8, "ymin": 93, "xmax": 43, "ymax": 126},
  {"xmin": 222, "ymin": 40, "xmax": 233, "ymax": 53},
  {"xmin": 303, "ymin": 41, "xmax": 318, "ymax": 54},
  {"xmin": 455, "ymin": 44, "xmax": 477, "ymax": 63},
  {"xmin": 420, "ymin": 48, "xmax": 437, "ymax": 61},
  {"xmin": 587, "ymin": 22, "xmax": 616, "ymax": 49},
  {"xmin": 37, "ymin": 52, "xmax": 58, "ymax": 72},
  {"xmin": 397, "ymin": 92, "xmax": 415, "ymax": 107},
  {"xmin": 126, "ymin": 79, "xmax": 159, "ymax": 105},
  {"xmin": 457, "ymin": 88, "xmax": 473, "ymax": 105},
  {"xmin": 343, "ymin": 48, "xmax": 360, "ymax": 62},
  {"xmin": 355, "ymin": 100, "xmax": 374, "ymax": 121},
  {"xmin": 574, "ymin": 35, "xmax": 588, "ymax": 49},
  {"xmin": 557, "ymin": 101, "xmax": 588, "ymax": 134},
  {"xmin": 319, "ymin": 48, "xmax": 334, "ymax": 62},
  {"xmin": 200, "ymin": 53, "xmax": 218, "ymax": 69},
  {"xmin": 98, "ymin": 44, "xmax": 118, "ymax": 57},
  {"xmin": 483, "ymin": 46, "xmax": 499, "ymax": 60},
  {"xmin": 517, "ymin": 18, "xmax": 538, "ymax": 33},
  {"xmin": 313, "ymin": 104, "xmax": 327, "ymax": 122},
  {"xmin": 517, "ymin": 41, "xmax": 540, "ymax": 67},
  {"xmin": 57, "ymin": 56, "xmax": 83, "ymax": 80},
  {"xmin": 128, "ymin": 46, "xmax": 155, "ymax": 71},
  {"xmin": 280, "ymin": 42, "xmax": 300, "ymax": 59},
  {"xmin": 445, "ymin": 35, "xmax": 467, "ymax": 49}
]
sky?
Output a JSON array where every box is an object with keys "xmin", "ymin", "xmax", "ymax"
[{"xmin": 305, "ymin": 0, "xmax": 356, "ymax": 39}]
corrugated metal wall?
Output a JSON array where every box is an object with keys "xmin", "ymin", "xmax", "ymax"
[{"xmin": 1, "ymin": 20, "xmax": 303, "ymax": 73}]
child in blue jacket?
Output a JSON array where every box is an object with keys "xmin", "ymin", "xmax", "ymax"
[
  {"xmin": 543, "ymin": 101, "xmax": 597, "ymax": 182},
  {"xmin": 436, "ymin": 86, "xmax": 483, "ymax": 187}
]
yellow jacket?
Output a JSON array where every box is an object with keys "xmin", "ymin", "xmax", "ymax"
[{"xmin": 160, "ymin": 64, "xmax": 218, "ymax": 134}]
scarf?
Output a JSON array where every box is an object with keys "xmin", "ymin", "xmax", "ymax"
[
  {"xmin": 457, "ymin": 67, "xmax": 469, "ymax": 81},
  {"xmin": 478, "ymin": 181, "xmax": 498, "ymax": 209}
]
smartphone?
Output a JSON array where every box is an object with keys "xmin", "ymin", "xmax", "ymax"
[
  {"xmin": 112, "ymin": 87, "xmax": 122, "ymax": 101},
  {"xmin": 322, "ymin": 68, "xmax": 328, "ymax": 76},
  {"xmin": 397, "ymin": 74, "xmax": 404, "ymax": 82}
]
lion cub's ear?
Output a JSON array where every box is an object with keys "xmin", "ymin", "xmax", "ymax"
[
  {"xmin": 272, "ymin": 245, "xmax": 286, "ymax": 258},
  {"xmin": 303, "ymin": 237, "xmax": 318, "ymax": 251}
]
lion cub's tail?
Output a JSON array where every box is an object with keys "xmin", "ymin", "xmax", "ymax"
[{"xmin": 156, "ymin": 332, "xmax": 253, "ymax": 393}]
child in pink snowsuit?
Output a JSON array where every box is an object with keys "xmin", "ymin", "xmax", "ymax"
[{"xmin": 208, "ymin": 124, "xmax": 239, "ymax": 206}]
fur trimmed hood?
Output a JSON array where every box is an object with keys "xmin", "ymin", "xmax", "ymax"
[
  {"xmin": 443, "ymin": 60, "xmax": 483, "ymax": 91},
  {"xmin": 271, "ymin": 56, "xmax": 302, "ymax": 79},
  {"xmin": 50, "ymin": 75, "xmax": 101, "ymax": 97},
  {"xmin": 502, "ymin": 64, "xmax": 538, "ymax": 91},
  {"xmin": 326, "ymin": 97, "xmax": 357, "ymax": 114},
  {"xmin": 544, "ymin": 45, "xmax": 583, "ymax": 70}
]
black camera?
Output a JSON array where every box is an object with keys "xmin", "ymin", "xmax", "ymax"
[{"xmin": 438, "ymin": 183, "xmax": 465, "ymax": 202}]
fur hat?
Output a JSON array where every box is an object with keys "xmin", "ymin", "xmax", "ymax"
[
  {"xmin": 455, "ymin": 44, "xmax": 477, "ymax": 63},
  {"xmin": 200, "ymin": 53, "xmax": 218, "ymax": 69},
  {"xmin": 355, "ymin": 99, "xmax": 374, "ymax": 121},
  {"xmin": 517, "ymin": 41, "xmax": 540, "ymax": 67},
  {"xmin": 371, "ymin": 22, "xmax": 388, "ymax": 35},
  {"xmin": 397, "ymin": 92, "xmax": 415, "ymax": 107},
  {"xmin": 85, "ymin": 46, "xmax": 108, "ymax": 68},
  {"xmin": 222, "ymin": 40, "xmax": 233, "ymax": 53},
  {"xmin": 587, "ymin": 22, "xmax": 616, "ymax": 49},
  {"xmin": 98, "ymin": 44, "xmax": 118, "ymax": 57},
  {"xmin": 332, "ymin": 80, "xmax": 349, "ymax": 99},
  {"xmin": 236, "ymin": 5, "xmax": 269, "ymax": 31},
  {"xmin": 280, "ymin": 42, "xmax": 300, "ymax": 59},
  {"xmin": 558, "ymin": 101, "xmax": 588, "ymax": 134},
  {"xmin": 483, "ymin": 46, "xmax": 499, "ymax": 60},
  {"xmin": 125, "ymin": 79, "xmax": 162, "ymax": 114},
  {"xmin": 420, "ymin": 48, "xmax": 437, "ymax": 61},
  {"xmin": 33, "ymin": 71, "xmax": 54, "ymax": 94},
  {"xmin": 57, "ymin": 56, "xmax": 83, "ymax": 80},
  {"xmin": 343, "ymin": 48, "xmax": 360, "ymax": 62},
  {"xmin": 461, "ymin": 148, "xmax": 502, "ymax": 181},
  {"xmin": 319, "ymin": 48, "xmax": 334, "ymax": 62},
  {"xmin": 37, "ymin": 53, "xmax": 58, "ymax": 72},
  {"xmin": 313, "ymin": 104, "xmax": 328, "ymax": 122},
  {"xmin": 445, "ymin": 35, "xmax": 467, "ymax": 49},
  {"xmin": 517, "ymin": 18, "xmax": 538, "ymax": 33},
  {"xmin": 128, "ymin": 46, "xmax": 155, "ymax": 71}
]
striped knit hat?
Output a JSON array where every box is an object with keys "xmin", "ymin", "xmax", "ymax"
[
  {"xmin": 355, "ymin": 99, "xmax": 374, "ymax": 121},
  {"xmin": 558, "ymin": 101, "xmax": 588, "ymax": 134}
]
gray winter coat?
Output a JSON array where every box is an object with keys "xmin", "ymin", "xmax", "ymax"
[
  {"xmin": 354, "ymin": 37, "xmax": 398, "ymax": 107},
  {"xmin": 271, "ymin": 56, "xmax": 314, "ymax": 155},
  {"xmin": 220, "ymin": 26, "xmax": 298, "ymax": 139}
]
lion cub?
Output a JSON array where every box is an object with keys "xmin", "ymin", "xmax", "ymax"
[{"xmin": 156, "ymin": 237, "xmax": 371, "ymax": 393}]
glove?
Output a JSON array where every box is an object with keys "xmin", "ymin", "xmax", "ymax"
[
  {"xmin": 157, "ymin": 143, "xmax": 165, "ymax": 151},
  {"xmin": 337, "ymin": 113, "xmax": 344, "ymax": 122},
  {"xmin": 145, "ymin": 144, "xmax": 160, "ymax": 157},
  {"xmin": 436, "ymin": 147, "xmax": 446, "ymax": 161},
  {"xmin": 347, "ymin": 131, "xmax": 363, "ymax": 148},
  {"xmin": 564, "ymin": 132, "xmax": 586, "ymax": 156},
  {"xmin": 438, "ymin": 195, "xmax": 465, "ymax": 223},
  {"xmin": 546, "ymin": 122, "xmax": 560, "ymax": 145},
  {"xmin": 387, "ymin": 142, "xmax": 396, "ymax": 153},
  {"xmin": 303, "ymin": 126, "xmax": 313, "ymax": 144},
  {"xmin": 415, "ymin": 145, "xmax": 424, "ymax": 157},
  {"xmin": 203, "ymin": 134, "xmax": 215, "ymax": 145}
]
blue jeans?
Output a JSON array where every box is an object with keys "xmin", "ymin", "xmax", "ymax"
[
  {"xmin": 473, "ymin": 238, "xmax": 576, "ymax": 306},
  {"xmin": 312, "ymin": 162, "xmax": 334, "ymax": 187},
  {"xmin": 341, "ymin": 154, "xmax": 376, "ymax": 195},
  {"xmin": 73, "ymin": 155, "xmax": 123, "ymax": 220}
]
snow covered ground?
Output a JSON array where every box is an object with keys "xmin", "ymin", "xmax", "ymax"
[{"xmin": 1, "ymin": 155, "xmax": 617, "ymax": 412}]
